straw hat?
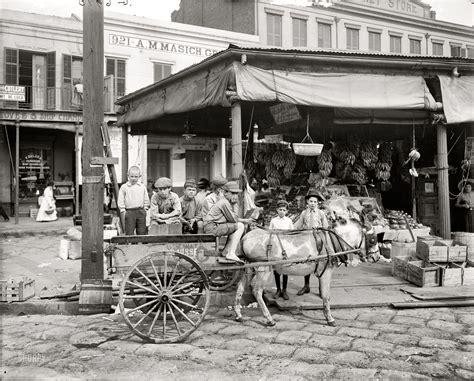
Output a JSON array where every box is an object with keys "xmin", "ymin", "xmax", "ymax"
[{"xmin": 458, "ymin": 179, "xmax": 474, "ymax": 191}]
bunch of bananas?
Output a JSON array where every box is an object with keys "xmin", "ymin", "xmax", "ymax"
[
  {"xmin": 408, "ymin": 148, "xmax": 421, "ymax": 161},
  {"xmin": 283, "ymin": 149, "xmax": 297, "ymax": 178},
  {"xmin": 375, "ymin": 162, "xmax": 391, "ymax": 181},
  {"xmin": 267, "ymin": 176, "xmax": 280, "ymax": 188},
  {"xmin": 317, "ymin": 148, "xmax": 333, "ymax": 178},
  {"xmin": 265, "ymin": 161, "xmax": 280, "ymax": 179},
  {"xmin": 335, "ymin": 141, "xmax": 358, "ymax": 166},
  {"xmin": 360, "ymin": 141, "xmax": 378, "ymax": 169},
  {"xmin": 352, "ymin": 160, "xmax": 368, "ymax": 185},
  {"xmin": 378, "ymin": 142, "xmax": 393, "ymax": 165},
  {"xmin": 271, "ymin": 150, "xmax": 286, "ymax": 168}
]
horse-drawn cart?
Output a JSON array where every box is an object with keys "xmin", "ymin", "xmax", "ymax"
[{"xmin": 105, "ymin": 223, "xmax": 378, "ymax": 343}]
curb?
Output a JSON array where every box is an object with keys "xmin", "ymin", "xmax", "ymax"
[
  {"xmin": 0, "ymin": 229, "xmax": 69, "ymax": 239},
  {"xmin": 0, "ymin": 290, "xmax": 240, "ymax": 316}
]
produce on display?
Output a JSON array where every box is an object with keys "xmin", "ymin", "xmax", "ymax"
[
  {"xmin": 384, "ymin": 209, "xmax": 424, "ymax": 230},
  {"xmin": 317, "ymin": 147, "xmax": 333, "ymax": 178}
]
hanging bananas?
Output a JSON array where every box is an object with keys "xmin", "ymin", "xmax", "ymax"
[{"xmin": 317, "ymin": 148, "xmax": 333, "ymax": 178}]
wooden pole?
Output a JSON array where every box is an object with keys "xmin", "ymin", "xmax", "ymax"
[
  {"xmin": 121, "ymin": 125, "xmax": 129, "ymax": 183},
  {"xmin": 14, "ymin": 120, "xmax": 20, "ymax": 225},
  {"xmin": 81, "ymin": 0, "xmax": 104, "ymax": 281},
  {"xmin": 231, "ymin": 101, "xmax": 243, "ymax": 179},
  {"xmin": 411, "ymin": 125, "xmax": 417, "ymax": 220},
  {"xmin": 436, "ymin": 123, "xmax": 451, "ymax": 239},
  {"xmin": 74, "ymin": 122, "xmax": 81, "ymax": 216}
]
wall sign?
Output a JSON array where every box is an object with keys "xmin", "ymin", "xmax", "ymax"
[
  {"xmin": 344, "ymin": 0, "xmax": 427, "ymax": 18},
  {"xmin": 0, "ymin": 85, "xmax": 25, "ymax": 101},
  {"xmin": 0, "ymin": 110, "xmax": 82, "ymax": 123},
  {"xmin": 109, "ymin": 33, "xmax": 220, "ymax": 57}
]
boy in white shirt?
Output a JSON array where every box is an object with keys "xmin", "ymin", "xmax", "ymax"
[{"xmin": 269, "ymin": 200, "xmax": 294, "ymax": 300}]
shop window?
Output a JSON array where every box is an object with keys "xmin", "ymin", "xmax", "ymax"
[
  {"xmin": 185, "ymin": 150, "xmax": 210, "ymax": 182},
  {"xmin": 346, "ymin": 28, "xmax": 359, "ymax": 50},
  {"xmin": 18, "ymin": 145, "xmax": 53, "ymax": 202},
  {"xmin": 106, "ymin": 57, "xmax": 126, "ymax": 99},
  {"xmin": 468, "ymin": 47, "xmax": 474, "ymax": 59},
  {"xmin": 63, "ymin": 54, "xmax": 83, "ymax": 109},
  {"xmin": 292, "ymin": 18, "xmax": 307, "ymax": 47},
  {"xmin": 368, "ymin": 31, "xmax": 381, "ymax": 52},
  {"xmin": 267, "ymin": 13, "xmax": 282, "ymax": 46},
  {"xmin": 432, "ymin": 42, "xmax": 443, "ymax": 56},
  {"xmin": 317, "ymin": 23, "xmax": 331, "ymax": 48},
  {"xmin": 153, "ymin": 63, "xmax": 172, "ymax": 83},
  {"xmin": 409, "ymin": 38, "xmax": 421, "ymax": 54},
  {"xmin": 390, "ymin": 35, "xmax": 401, "ymax": 53}
]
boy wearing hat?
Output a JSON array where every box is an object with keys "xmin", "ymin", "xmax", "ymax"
[
  {"xmin": 149, "ymin": 177, "xmax": 181, "ymax": 233},
  {"xmin": 294, "ymin": 190, "xmax": 333, "ymax": 296},
  {"xmin": 203, "ymin": 181, "xmax": 253, "ymax": 263},
  {"xmin": 206, "ymin": 176, "xmax": 228, "ymax": 210},
  {"xmin": 180, "ymin": 179, "xmax": 205, "ymax": 234},
  {"xmin": 269, "ymin": 200, "xmax": 294, "ymax": 300},
  {"xmin": 117, "ymin": 166, "xmax": 150, "ymax": 235}
]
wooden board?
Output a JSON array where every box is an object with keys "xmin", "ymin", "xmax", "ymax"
[
  {"xmin": 400, "ymin": 285, "xmax": 474, "ymax": 300},
  {"xmin": 392, "ymin": 300, "xmax": 474, "ymax": 308}
]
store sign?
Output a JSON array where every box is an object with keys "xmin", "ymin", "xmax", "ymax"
[
  {"xmin": 109, "ymin": 33, "xmax": 220, "ymax": 57},
  {"xmin": 344, "ymin": 0, "xmax": 426, "ymax": 18},
  {"xmin": 269, "ymin": 103, "xmax": 301, "ymax": 125},
  {"xmin": 0, "ymin": 110, "xmax": 83, "ymax": 123},
  {"xmin": 0, "ymin": 85, "xmax": 25, "ymax": 101}
]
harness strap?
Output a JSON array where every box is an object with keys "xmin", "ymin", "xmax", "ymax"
[{"xmin": 266, "ymin": 232, "xmax": 288, "ymax": 260}]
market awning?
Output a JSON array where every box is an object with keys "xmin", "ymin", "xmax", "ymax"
[
  {"xmin": 118, "ymin": 61, "xmax": 438, "ymax": 126},
  {"xmin": 234, "ymin": 63, "xmax": 437, "ymax": 111},
  {"xmin": 438, "ymin": 75, "xmax": 474, "ymax": 124}
]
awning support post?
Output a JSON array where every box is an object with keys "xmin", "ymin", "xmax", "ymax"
[
  {"xmin": 231, "ymin": 101, "xmax": 243, "ymax": 179},
  {"xmin": 14, "ymin": 120, "xmax": 20, "ymax": 225},
  {"xmin": 436, "ymin": 122, "xmax": 451, "ymax": 239}
]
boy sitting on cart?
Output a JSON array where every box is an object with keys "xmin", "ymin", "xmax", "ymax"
[
  {"xmin": 203, "ymin": 181, "xmax": 253, "ymax": 264},
  {"xmin": 149, "ymin": 177, "xmax": 182, "ymax": 234},
  {"xmin": 179, "ymin": 179, "xmax": 206, "ymax": 234}
]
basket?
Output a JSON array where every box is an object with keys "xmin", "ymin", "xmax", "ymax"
[
  {"xmin": 292, "ymin": 111, "xmax": 323, "ymax": 156},
  {"xmin": 293, "ymin": 143, "xmax": 323, "ymax": 156}
]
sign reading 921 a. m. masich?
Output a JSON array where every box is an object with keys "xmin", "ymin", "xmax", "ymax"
[{"xmin": 109, "ymin": 33, "xmax": 219, "ymax": 57}]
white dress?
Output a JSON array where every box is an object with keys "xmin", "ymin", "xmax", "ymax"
[{"xmin": 36, "ymin": 186, "xmax": 58, "ymax": 222}]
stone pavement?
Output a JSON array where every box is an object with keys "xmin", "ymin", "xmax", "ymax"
[
  {"xmin": 2, "ymin": 305, "xmax": 474, "ymax": 379},
  {"xmin": 0, "ymin": 216, "xmax": 73, "ymax": 238}
]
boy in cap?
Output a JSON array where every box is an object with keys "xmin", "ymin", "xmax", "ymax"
[
  {"xmin": 269, "ymin": 199, "xmax": 294, "ymax": 300},
  {"xmin": 179, "ymin": 179, "xmax": 205, "ymax": 234},
  {"xmin": 203, "ymin": 181, "xmax": 253, "ymax": 263},
  {"xmin": 206, "ymin": 176, "xmax": 228, "ymax": 210},
  {"xmin": 149, "ymin": 177, "xmax": 181, "ymax": 233},
  {"xmin": 117, "ymin": 166, "xmax": 150, "ymax": 235},
  {"xmin": 294, "ymin": 190, "xmax": 333, "ymax": 295}
]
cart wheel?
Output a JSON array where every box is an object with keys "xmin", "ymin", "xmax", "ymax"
[
  {"xmin": 119, "ymin": 251, "xmax": 210, "ymax": 343},
  {"xmin": 206, "ymin": 268, "xmax": 243, "ymax": 291}
]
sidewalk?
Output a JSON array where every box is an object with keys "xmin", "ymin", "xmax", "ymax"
[{"xmin": 0, "ymin": 216, "xmax": 74, "ymax": 238}]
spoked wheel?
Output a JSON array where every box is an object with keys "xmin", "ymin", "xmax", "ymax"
[
  {"xmin": 119, "ymin": 251, "xmax": 210, "ymax": 343},
  {"xmin": 206, "ymin": 268, "xmax": 243, "ymax": 291}
]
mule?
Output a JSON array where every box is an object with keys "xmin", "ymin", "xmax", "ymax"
[{"xmin": 234, "ymin": 218, "xmax": 380, "ymax": 327}]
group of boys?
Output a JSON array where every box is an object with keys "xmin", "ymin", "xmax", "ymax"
[
  {"xmin": 118, "ymin": 166, "xmax": 332, "ymax": 294},
  {"xmin": 117, "ymin": 166, "xmax": 250, "ymax": 263}
]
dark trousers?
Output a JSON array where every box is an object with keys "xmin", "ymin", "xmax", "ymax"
[{"xmin": 124, "ymin": 208, "xmax": 147, "ymax": 235}]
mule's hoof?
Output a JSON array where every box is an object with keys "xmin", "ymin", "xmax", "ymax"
[
  {"xmin": 327, "ymin": 320, "xmax": 336, "ymax": 327},
  {"xmin": 235, "ymin": 317, "xmax": 243, "ymax": 323},
  {"xmin": 266, "ymin": 320, "xmax": 276, "ymax": 327}
]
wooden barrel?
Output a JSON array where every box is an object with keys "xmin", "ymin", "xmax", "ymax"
[
  {"xmin": 453, "ymin": 232, "xmax": 474, "ymax": 247},
  {"xmin": 78, "ymin": 279, "xmax": 112, "ymax": 314},
  {"xmin": 391, "ymin": 241, "xmax": 416, "ymax": 259}
]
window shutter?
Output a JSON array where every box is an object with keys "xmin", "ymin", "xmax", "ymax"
[{"xmin": 5, "ymin": 48, "xmax": 18, "ymax": 85}]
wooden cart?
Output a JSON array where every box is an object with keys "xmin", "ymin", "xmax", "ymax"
[{"xmin": 106, "ymin": 233, "xmax": 360, "ymax": 344}]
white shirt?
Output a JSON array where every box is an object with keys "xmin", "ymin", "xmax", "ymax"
[{"xmin": 269, "ymin": 216, "xmax": 294, "ymax": 230}]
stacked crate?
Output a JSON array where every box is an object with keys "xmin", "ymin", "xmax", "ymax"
[{"xmin": 392, "ymin": 236, "xmax": 474, "ymax": 287}]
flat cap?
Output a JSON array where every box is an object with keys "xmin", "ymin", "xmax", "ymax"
[
  {"xmin": 276, "ymin": 200, "xmax": 289, "ymax": 209},
  {"xmin": 197, "ymin": 178, "xmax": 210, "ymax": 189},
  {"xmin": 222, "ymin": 181, "xmax": 241, "ymax": 193},
  {"xmin": 183, "ymin": 179, "xmax": 197, "ymax": 189},
  {"xmin": 210, "ymin": 176, "xmax": 228, "ymax": 187},
  {"xmin": 154, "ymin": 177, "xmax": 172, "ymax": 188}
]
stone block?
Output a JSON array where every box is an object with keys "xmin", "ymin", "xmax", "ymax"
[
  {"xmin": 337, "ymin": 327, "xmax": 379, "ymax": 339},
  {"xmin": 274, "ymin": 330, "xmax": 312, "ymax": 345}
]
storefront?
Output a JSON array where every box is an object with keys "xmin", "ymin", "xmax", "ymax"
[{"xmin": 116, "ymin": 46, "xmax": 474, "ymax": 239}]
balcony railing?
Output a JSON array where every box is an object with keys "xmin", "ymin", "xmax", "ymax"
[{"xmin": 1, "ymin": 84, "xmax": 122, "ymax": 113}]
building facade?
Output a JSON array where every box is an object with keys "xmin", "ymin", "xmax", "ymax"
[
  {"xmin": 0, "ymin": 9, "xmax": 257, "ymax": 217},
  {"xmin": 172, "ymin": 0, "xmax": 474, "ymax": 57}
]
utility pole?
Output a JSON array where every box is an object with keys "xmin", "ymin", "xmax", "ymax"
[{"xmin": 81, "ymin": 0, "xmax": 104, "ymax": 281}]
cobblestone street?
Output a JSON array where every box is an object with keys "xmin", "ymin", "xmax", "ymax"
[{"xmin": 2, "ymin": 305, "xmax": 474, "ymax": 380}]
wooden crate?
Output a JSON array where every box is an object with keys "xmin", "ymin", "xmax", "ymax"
[
  {"xmin": 416, "ymin": 239, "xmax": 467, "ymax": 263},
  {"xmin": 391, "ymin": 255, "xmax": 411, "ymax": 278},
  {"xmin": 406, "ymin": 261, "xmax": 440, "ymax": 287},
  {"xmin": 0, "ymin": 279, "xmax": 35, "ymax": 302},
  {"xmin": 436, "ymin": 263, "xmax": 462, "ymax": 287},
  {"xmin": 464, "ymin": 260, "xmax": 474, "ymax": 286}
]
